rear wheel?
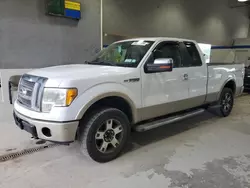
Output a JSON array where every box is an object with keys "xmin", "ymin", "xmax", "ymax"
[
  {"xmin": 218, "ymin": 88, "xmax": 234, "ymax": 117},
  {"xmin": 78, "ymin": 108, "xmax": 130, "ymax": 163}
]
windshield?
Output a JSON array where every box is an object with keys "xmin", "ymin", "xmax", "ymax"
[{"xmin": 89, "ymin": 40, "xmax": 154, "ymax": 67}]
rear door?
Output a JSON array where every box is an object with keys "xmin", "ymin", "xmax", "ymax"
[{"xmin": 182, "ymin": 42, "xmax": 208, "ymax": 107}]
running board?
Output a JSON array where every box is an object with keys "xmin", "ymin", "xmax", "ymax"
[{"xmin": 135, "ymin": 109, "xmax": 205, "ymax": 132}]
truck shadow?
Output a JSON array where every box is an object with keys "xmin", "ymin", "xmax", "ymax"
[{"xmin": 123, "ymin": 111, "xmax": 219, "ymax": 154}]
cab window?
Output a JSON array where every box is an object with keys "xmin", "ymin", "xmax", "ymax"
[
  {"xmin": 184, "ymin": 42, "xmax": 202, "ymax": 66},
  {"xmin": 146, "ymin": 42, "xmax": 182, "ymax": 68}
]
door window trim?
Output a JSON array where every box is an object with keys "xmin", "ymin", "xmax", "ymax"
[
  {"xmin": 143, "ymin": 41, "xmax": 184, "ymax": 73},
  {"xmin": 182, "ymin": 41, "xmax": 203, "ymax": 67}
]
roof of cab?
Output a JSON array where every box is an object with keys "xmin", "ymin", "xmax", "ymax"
[{"xmin": 117, "ymin": 37, "xmax": 196, "ymax": 43}]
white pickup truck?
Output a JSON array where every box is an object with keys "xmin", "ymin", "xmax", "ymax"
[{"xmin": 13, "ymin": 38, "xmax": 244, "ymax": 162}]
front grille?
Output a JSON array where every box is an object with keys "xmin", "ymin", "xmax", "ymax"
[
  {"xmin": 18, "ymin": 95, "xmax": 32, "ymax": 107},
  {"xmin": 17, "ymin": 74, "xmax": 47, "ymax": 111},
  {"xmin": 21, "ymin": 79, "xmax": 35, "ymax": 89}
]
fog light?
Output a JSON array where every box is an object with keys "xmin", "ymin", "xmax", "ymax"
[{"xmin": 42, "ymin": 127, "xmax": 52, "ymax": 137}]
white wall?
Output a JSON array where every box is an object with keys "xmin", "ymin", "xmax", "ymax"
[
  {"xmin": 234, "ymin": 38, "xmax": 250, "ymax": 45},
  {"xmin": 103, "ymin": 0, "xmax": 249, "ymax": 45},
  {"xmin": 210, "ymin": 37, "xmax": 250, "ymax": 65},
  {"xmin": 210, "ymin": 38, "xmax": 250, "ymax": 65},
  {"xmin": 211, "ymin": 49, "xmax": 236, "ymax": 63}
]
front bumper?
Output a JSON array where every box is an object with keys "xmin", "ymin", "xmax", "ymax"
[{"xmin": 13, "ymin": 110, "xmax": 79, "ymax": 143}]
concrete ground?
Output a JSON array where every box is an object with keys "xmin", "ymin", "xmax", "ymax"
[
  {"xmin": 0, "ymin": 91, "xmax": 44, "ymax": 157},
  {"xmin": 1, "ymin": 95, "xmax": 250, "ymax": 188}
]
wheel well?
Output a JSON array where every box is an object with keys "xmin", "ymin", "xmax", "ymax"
[
  {"xmin": 224, "ymin": 80, "xmax": 236, "ymax": 95},
  {"xmin": 81, "ymin": 96, "xmax": 133, "ymax": 123}
]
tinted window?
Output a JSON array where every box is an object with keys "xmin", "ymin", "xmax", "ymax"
[
  {"xmin": 184, "ymin": 42, "xmax": 202, "ymax": 66},
  {"xmin": 147, "ymin": 42, "xmax": 182, "ymax": 68}
]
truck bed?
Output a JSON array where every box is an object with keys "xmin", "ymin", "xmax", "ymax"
[{"xmin": 207, "ymin": 63, "xmax": 244, "ymax": 98}]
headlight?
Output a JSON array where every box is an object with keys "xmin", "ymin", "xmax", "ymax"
[{"xmin": 42, "ymin": 88, "xmax": 78, "ymax": 112}]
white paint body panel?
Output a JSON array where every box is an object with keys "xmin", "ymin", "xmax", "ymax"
[
  {"xmin": 141, "ymin": 68, "xmax": 189, "ymax": 108},
  {"xmin": 15, "ymin": 65, "xmax": 142, "ymax": 122},
  {"xmin": 207, "ymin": 65, "xmax": 244, "ymax": 95},
  {"xmin": 187, "ymin": 43, "xmax": 208, "ymax": 100},
  {"xmin": 13, "ymin": 38, "xmax": 244, "ymax": 142},
  {"xmin": 187, "ymin": 65, "xmax": 207, "ymax": 98}
]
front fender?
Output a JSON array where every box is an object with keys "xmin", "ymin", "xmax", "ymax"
[{"xmin": 73, "ymin": 83, "xmax": 141, "ymax": 122}]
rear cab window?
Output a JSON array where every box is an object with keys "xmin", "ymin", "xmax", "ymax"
[{"xmin": 184, "ymin": 42, "xmax": 203, "ymax": 67}]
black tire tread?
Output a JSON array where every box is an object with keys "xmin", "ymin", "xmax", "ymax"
[
  {"xmin": 78, "ymin": 107, "xmax": 129, "ymax": 162},
  {"xmin": 217, "ymin": 87, "xmax": 234, "ymax": 117}
]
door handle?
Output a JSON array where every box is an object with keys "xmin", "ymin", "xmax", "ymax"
[{"xmin": 183, "ymin": 74, "xmax": 188, "ymax": 81}]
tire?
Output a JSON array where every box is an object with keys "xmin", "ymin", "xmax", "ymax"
[
  {"xmin": 217, "ymin": 87, "xmax": 234, "ymax": 117},
  {"xmin": 78, "ymin": 107, "xmax": 130, "ymax": 163}
]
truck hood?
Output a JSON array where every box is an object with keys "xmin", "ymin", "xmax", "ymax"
[
  {"xmin": 28, "ymin": 64, "xmax": 136, "ymax": 87},
  {"xmin": 29, "ymin": 64, "xmax": 131, "ymax": 78}
]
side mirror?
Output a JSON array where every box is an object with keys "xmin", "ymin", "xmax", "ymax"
[{"xmin": 145, "ymin": 58, "xmax": 173, "ymax": 73}]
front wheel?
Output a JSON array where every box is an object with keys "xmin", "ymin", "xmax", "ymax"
[
  {"xmin": 218, "ymin": 88, "xmax": 234, "ymax": 117},
  {"xmin": 78, "ymin": 108, "xmax": 130, "ymax": 163}
]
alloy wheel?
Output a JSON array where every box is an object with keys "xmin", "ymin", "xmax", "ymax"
[
  {"xmin": 95, "ymin": 119, "xmax": 124, "ymax": 154},
  {"xmin": 221, "ymin": 92, "xmax": 233, "ymax": 113}
]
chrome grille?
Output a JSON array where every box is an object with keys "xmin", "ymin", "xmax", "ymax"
[
  {"xmin": 18, "ymin": 96, "xmax": 32, "ymax": 107},
  {"xmin": 21, "ymin": 79, "xmax": 35, "ymax": 89},
  {"xmin": 17, "ymin": 74, "xmax": 47, "ymax": 111}
]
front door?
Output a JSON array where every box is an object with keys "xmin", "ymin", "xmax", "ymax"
[{"xmin": 140, "ymin": 41, "xmax": 190, "ymax": 121}]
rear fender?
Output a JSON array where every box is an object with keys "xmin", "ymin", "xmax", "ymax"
[{"xmin": 216, "ymin": 78, "xmax": 236, "ymax": 101}]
